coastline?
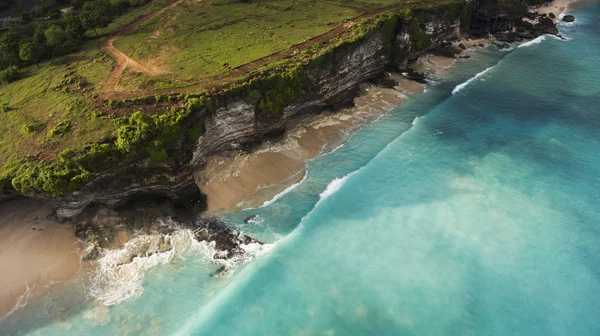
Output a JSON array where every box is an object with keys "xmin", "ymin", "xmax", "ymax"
[
  {"xmin": 0, "ymin": 0, "xmax": 588, "ymax": 320},
  {"xmin": 195, "ymin": 0, "xmax": 581, "ymax": 214},
  {"xmin": 196, "ymin": 71, "xmax": 437, "ymax": 213}
]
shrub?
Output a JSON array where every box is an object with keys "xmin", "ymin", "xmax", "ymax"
[
  {"xmin": 20, "ymin": 120, "xmax": 45, "ymax": 135},
  {"xmin": 47, "ymin": 120, "xmax": 72, "ymax": 137},
  {"xmin": 0, "ymin": 66, "xmax": 20, "ymax": 84}
]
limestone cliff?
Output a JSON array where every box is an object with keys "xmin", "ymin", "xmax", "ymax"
[{"xmin": 50, "ymin": 7, "xmax": 463, "ymax": 220}]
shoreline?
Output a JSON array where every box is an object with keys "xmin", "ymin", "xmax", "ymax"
[
  {"xmin": 196, "ymin": 70, "xmax": 439, "ymax": 213},
  {"xmin": 0, "ymin": 0, "xmax": 589, "ymax": 320}
]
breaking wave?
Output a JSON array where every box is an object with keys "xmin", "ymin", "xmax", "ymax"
[
  {"xmin": 452, "ymin": 66, "xmax": 495, "ymax": 94},
  {"xmin": 518, "ymin": 35, "xmax": 547, "ymax": 48},
  {"xmin": 259, "ymin": 173, "xmax": 307, "ymax": 208}
]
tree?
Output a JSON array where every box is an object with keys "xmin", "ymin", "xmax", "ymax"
[
  {"xmin": 44, "ymin": 25, "xmax": 70, "ymax": 46},
  {"xmin": 0, "ymin": 65, "xmax": 20, "ymax": 84},
  {"xmin": 0, "ymin": 33, "xmax": 21, "ymax": 69},
  {"xmin": 80, "ymin": 1, "xmax": 114, "ymax": 37},
  {"xmin": 19, "ymin": 41, "xmax": 44, "ymax": 67},
  {"xmin": 64, "ymin": 12, "xmax": 86, "ymax": 37}
]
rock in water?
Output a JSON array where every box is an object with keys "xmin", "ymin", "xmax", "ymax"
[
  {"xmin": 458, "ymin": 43, "xmax": 466, "ymax": 50},
  {"xmin": 192, "ymin": 218, "xmax": 262, "ymax": 260},
  {"xmin": 244, "ymin": 215, "xmax": 257, "ymax": 223},
  {"xmin": 563, "ymin": 15, "xmax": 575, "ymax": 22}
]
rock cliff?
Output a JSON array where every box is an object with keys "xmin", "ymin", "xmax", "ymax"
[{"xmin": 49, "ymin": 7, "xmax": 463, "ymax": 220}]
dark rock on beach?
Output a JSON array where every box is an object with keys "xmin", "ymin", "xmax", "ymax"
[
  {"xmin": 563, "ymin": 15, "xmax": 575, "ymax": 22},
  {"xmin": 458, "ymin": 43, "xmax": 466, "ymax": 50},
  {"xmin": 549, "ymin": 12, "xmax": 556, "ymax": 19},
  {"xmin": 399, "ymin": 69, "xmax": 426, "ymax": 83}
]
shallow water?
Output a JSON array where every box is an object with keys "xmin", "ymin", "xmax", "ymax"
[{"xmin": 3, "ymin": 4, "xmax": 600, "ymax": 335}]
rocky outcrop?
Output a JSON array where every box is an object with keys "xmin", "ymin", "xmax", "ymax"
[
  {"xmin": 563, "ymin": 15, "xmax": 575, "ymax": 22},
  {"xmin": 52, "ymin": 174, "xmax": 205, "ymax": 220}
]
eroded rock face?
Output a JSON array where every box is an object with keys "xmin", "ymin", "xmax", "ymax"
[
  {"xmin": 48, "ymin": 10, "xmax": 464, "ymax": 221},
  {"xmin": 52, "ymin": 177, "xmax": 205, "ymax": 220}
]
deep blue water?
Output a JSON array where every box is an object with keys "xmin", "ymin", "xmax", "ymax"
[{"xmin": 2, "ymin": 4, "xmax": 600, "ymax": 335}]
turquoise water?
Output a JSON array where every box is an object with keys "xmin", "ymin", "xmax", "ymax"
[{"xmin": 3, "ymin": 4, "xmax": 600, "ymax": 335}]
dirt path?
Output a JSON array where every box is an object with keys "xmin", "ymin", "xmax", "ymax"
[
  {"xmin": 102, "ymin": 0, "xmax": 433, "ymax": 100},
  {"xmin": 102, "ymin": 0, "xmax": 186, "ymax": 97}
]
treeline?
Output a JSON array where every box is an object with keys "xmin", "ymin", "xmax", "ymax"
[{"xmin": 0, "ymin": 0, "xmax": 151, "ymax": 83}]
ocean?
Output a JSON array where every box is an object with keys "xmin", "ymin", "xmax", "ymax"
[{"xmin": 2, "ymin": 3, "xmax": 600, "ymax": 335}]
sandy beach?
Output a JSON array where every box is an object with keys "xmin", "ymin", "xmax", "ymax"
[{"xmin": 0, "ymin": 198, "xmax": 83, "ymax": 318}]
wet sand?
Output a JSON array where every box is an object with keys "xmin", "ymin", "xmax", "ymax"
[
  {"xmin": 197, "ymin": 74, "xmax": 432, "ymax": 213},
  {"xmin": 0, "ymin": 198, "xmax": 83, "ymax": 318},
  {"xmin": 412, "ymin": 54, "xmax": 457, "ymax": 76}
]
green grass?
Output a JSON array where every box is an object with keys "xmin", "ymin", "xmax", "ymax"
[
  {"xmin": 0, "ymin": 45, "xmax": 118, "ymax": 176},
  {"xmin": 112, "ymin": 0, "xmax": 368, "ymax": 83}
]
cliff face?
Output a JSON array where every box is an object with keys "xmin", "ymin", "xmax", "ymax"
[{"xmin": 50, "ymin": 9, "xmax": 461, "ymax": 220}]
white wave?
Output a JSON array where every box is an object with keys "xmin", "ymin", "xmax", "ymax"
[
  {"xmin": 452, "ymin": 66, "xmax": 494, "ymax": 95},
  {"xmin": 88, "ymin": 229, "xmax": 194, "ymax": 306},
  {"xmin": 518, "ymin": 35, "xmax": 547, "ymax": 48},
  {"xmin": 550, "ymin": 33, "xmax": 571, "ymax": 41},
  {"xmin": 258, "ymin": 173, "xmax": 307, "ymax": 208},
  {"xmin": 1, "ymin": 284, "xmax": 36, "ymax": 319},
  {"xmin": 314, "ymin": 170, "xmax": 359, "ymax": 209},
  {"xmin": 323, "ymin": 140, "xmax": 347, "ymax": 156},
  {"xmin": 412, "ymin": 116, "xmax": 420, "ymax": 126}
]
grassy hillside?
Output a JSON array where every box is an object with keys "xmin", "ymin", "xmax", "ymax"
[{"xmin": 0, "ymin": 0, "xmax": 452, "ymax": 196}]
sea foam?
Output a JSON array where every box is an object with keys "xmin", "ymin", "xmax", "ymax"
[
  {"xmin": 452, "ymin": 66, "xmax": 495, "ymax": 94},
  {"xmin": 88, "ymin": 221, "xmax": 272, "ymax": 307},
  {"xmin": 518, "ymin": 35, "xmax": 547, "ymax": 48}
]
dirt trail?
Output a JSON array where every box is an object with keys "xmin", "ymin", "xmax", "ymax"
[
  {"xmin": 102, "ymin": 0, "xmax": 433, "ymax": 100},
  {"xmin": 102, "ymin": 0, "xmax": 186, "ymax": 97}
]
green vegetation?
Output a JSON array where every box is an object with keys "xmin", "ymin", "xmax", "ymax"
[
  {"xmin": 408, "ymin": 17, "xmax": 431, "ymax": 51},
  {"xmin": 20, "ymin": 119, "xmax": 45, "ymax": 135},
  {"xmin": 6, "ymin": 95, "xmax": 208, "ymax": 196},
  {"xmin": 0, "ymin": 0, "xmax": 467, "ymax": 197},
  {"xmin": 0, "ymin": 0, "xmax": 153, "ymax": 74},
  {"xmin": 47, "ymin": 119, "xmax": 72, "ymax": 137}
]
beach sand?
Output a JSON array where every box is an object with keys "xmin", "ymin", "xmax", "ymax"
[
  {"xmin": 535, "ymin": 0, "xmax": 571, "ymax": 19},
  {"xmin": 0, "ymin": 198, "xmax": 83, "ymax": 318},
  {"xmin": 196, "ymin": 74, "xmax": 430, "ymax": 213}
]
